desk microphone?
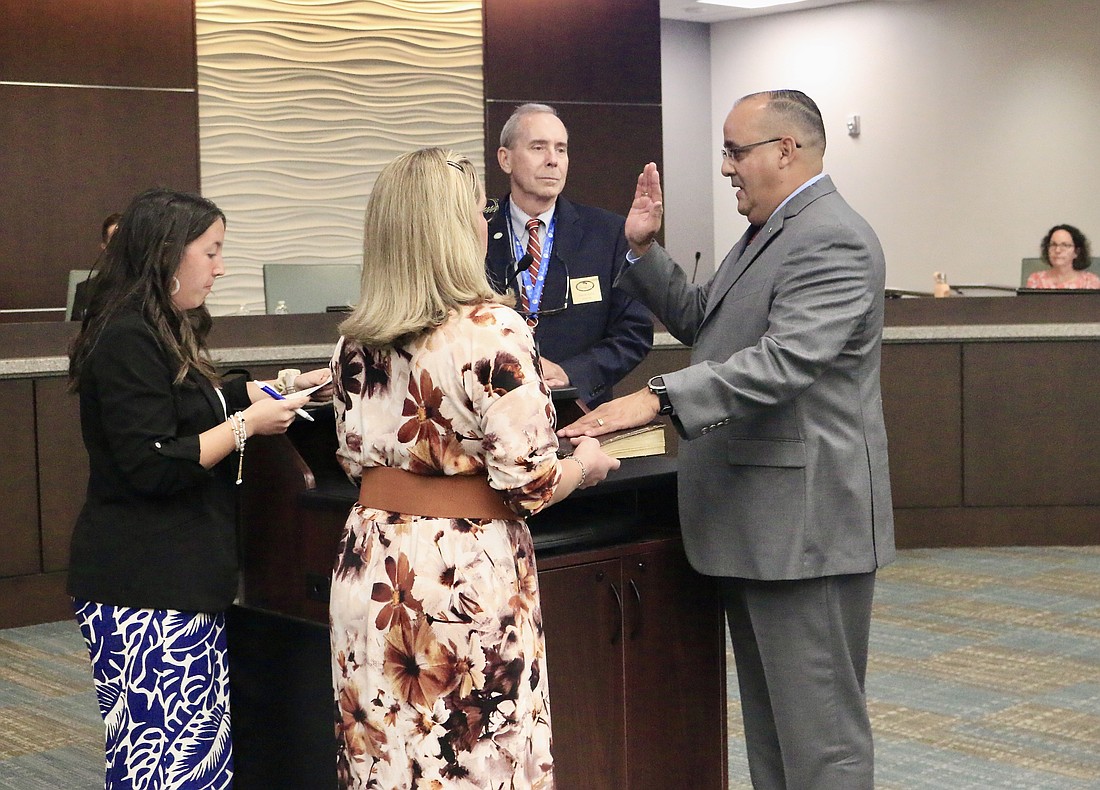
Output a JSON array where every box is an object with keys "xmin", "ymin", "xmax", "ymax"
[
  {"xmin": 504, "ymin": 252, "xmax": 535, "ymax": 293},
  {"xmin": 691, "ymin": 251, "xmax": 701, "ymax": 283}
]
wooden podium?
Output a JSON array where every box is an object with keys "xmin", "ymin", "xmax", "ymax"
[{"xmin": 233, "ymin": 405, "xmax": 727, "ymax": 790}]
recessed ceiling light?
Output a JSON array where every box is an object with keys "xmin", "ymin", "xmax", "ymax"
[{"xmin": 698, "ymin": 0, "xmax": 803, "ymax": 8}]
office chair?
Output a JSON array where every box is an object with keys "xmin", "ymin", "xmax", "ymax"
[
  {"xmin": 65, "ymin": 269, "xmax": 95, "ymax": 321},
  {"xmin": 1021, "ymin": 257, "xmax": 1100, "ymax": 287}
]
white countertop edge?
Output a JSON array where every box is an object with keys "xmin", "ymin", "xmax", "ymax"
[
  {"xmin": 654, "ymin": 324, "xmax": 1100, "ymax": 348},
  {"xmin": 213, "ymin": 344, "xmax": 337, "ymax": 365},
  {"xmin": 0, "ymin": 344, "xmax": 338, "ymax": 380},
  {"xmin": 0, "ymin": 356, "xmax": 70, "ymax": 378},
  {"xmin": 7, "ymin": 328, "xmax": 1100, "ymax": 378},
  {"xmin": 883, "ymin": 323, "xmax": 1100, "ymax": 342}
]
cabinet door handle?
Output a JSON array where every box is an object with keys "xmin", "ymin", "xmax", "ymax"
[
  {"xmin": 628, "ymin": 579, "xmax": 643, "ymax": 640},
  {"xmin": 609, "ymin": 582, "xmax": 623, "ymax": 645}
]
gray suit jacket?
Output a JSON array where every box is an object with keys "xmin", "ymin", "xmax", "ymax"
[{"xmin": 619, "ymin": 176, "xmax": 895, "ymax": 580}]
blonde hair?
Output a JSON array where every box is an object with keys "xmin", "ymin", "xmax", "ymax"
[{"xmin": 339, "ymin": 148, "xmax": 502, "ymax": 347}]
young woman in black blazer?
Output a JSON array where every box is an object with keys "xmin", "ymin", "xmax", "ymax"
[{"xmin": 67, "ymin": 188, "xmax": 331, "ymax": 789}]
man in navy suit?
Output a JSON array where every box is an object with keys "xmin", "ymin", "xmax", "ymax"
[{"xmin": 486, "ymin": 103, "xmax": 652, "ymax": 407}]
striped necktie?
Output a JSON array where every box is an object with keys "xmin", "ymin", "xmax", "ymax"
[{"xmin": 522, "ymin": 218, "xmax": 542, "ymax": 315}]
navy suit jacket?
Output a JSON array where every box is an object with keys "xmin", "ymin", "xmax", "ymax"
[{"xmin": 486, "ymin": 195, "xmax": 653, "ymax": 406}]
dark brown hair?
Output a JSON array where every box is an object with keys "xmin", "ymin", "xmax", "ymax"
[
  {"xmin": 1040, "ymin": 224, "xmax": 1092, "ymax": 270},
  {"xmin": 69, "ymin": 188, "xmax": 226, "ymax": 389}
]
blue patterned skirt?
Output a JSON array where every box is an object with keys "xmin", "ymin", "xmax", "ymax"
[{"xmin": 73, "ymin": 599, "xmax": 234, "ymax": 790}]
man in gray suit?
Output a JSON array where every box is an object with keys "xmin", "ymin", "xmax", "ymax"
[{"xmin": 560, "ymin": 89, "xmax": 895, "ymax": 788}]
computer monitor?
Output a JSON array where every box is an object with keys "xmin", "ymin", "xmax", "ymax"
[{"xmin": 263, "ymin": 263, "xmax": 361, "ymax": 314}]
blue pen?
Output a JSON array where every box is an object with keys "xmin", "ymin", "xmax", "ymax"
[{"xmin": 253, "ymin": 380, "xmax": 314, "ymax": 421}]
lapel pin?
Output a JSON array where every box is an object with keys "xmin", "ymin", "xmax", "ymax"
[{"xmin": 493, "ymin": 232, "xmax": 503, "ymax": 240}]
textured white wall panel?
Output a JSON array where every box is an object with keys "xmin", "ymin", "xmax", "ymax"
[{"xmin": 196, "ymin": 0, "xmax": 484, "ymax": 314}]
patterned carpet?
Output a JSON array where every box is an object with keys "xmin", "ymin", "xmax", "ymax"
[
  {"xmin": 0, "ymin": 619, "xmax": 102, "ymax": 788},
  {"xmin": 2, "ymin": 546, "xmax": 1099, "ymax": 789},
  {"xmin": 728, "ymin": 546, "xmax": 1100, "ymax": 789}
]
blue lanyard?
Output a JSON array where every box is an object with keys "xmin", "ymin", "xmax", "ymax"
[{"xmin": 508, "ymin": 204, "xmax": 556, "ymax": 314}]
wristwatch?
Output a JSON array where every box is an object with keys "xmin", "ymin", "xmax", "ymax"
[{"xmin": 648, "ymin": 375, "xmax": 674, "ymax": 416}]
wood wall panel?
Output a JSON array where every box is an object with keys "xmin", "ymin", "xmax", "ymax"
[
  {"xmin": 0, "ymin": 379, "xmax": 39, "ymax": 577},
  {"xmin": 35, "ymin": 378, "xmax": 88, "ymax": 572},
  {"xmin": 0, "ymin": 572, "xmax": 72, "ymax": 629},
  {"xmin": 964, "ymin": 341, "xmax": 1100, "ymax": 506},
  {"xmin": 895, "ymin": 506, "xmax": 1100, "ymax": 549},
  {"xmin": 0, "ymin": 86, "xmax": 200, "ymax": 312},
  {"xmin": 0, "ymin": 0, "xmax": 195, "ymax": 88},
  {"xmin": 880, "ymin": 343, "xmax": 963, "ymax": 508},
  {"xmin": 482, "ymin": 0, "xmax": 662, "ymax": 220},
  {"xmin": 886, "ymin": 290, "xmax": 1100, "ymax": 326},
  {"xmin": 483, "ymin": 0, "xmax": 660, "ymax": 105},
  {"xmin": 0, "ymin": 0, "xmax": 198, "ymax": 318}
]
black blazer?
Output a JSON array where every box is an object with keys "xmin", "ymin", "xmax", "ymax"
[
  {"xmin": 486, "ymin": 195, "xmax": 653, "ymax": 406},
  {"xmin": 67, "ymin": 309, "xmax": 251, "ymax": 612}
]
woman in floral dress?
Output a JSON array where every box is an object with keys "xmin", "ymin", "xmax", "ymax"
[{"xmin": 328, "ymin": 148, "xmax": 619, "ymax": 789}]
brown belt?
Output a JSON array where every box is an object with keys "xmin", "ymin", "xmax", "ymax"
[{"xmin": 358, "ymin": 466, "xmax": 515, "ymax": 520}]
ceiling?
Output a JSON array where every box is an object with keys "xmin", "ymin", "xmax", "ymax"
[{"xmin": 659, "ymin": 0, "xmax": 868, "ymax": 24}]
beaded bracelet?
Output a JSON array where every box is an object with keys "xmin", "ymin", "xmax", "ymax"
[
  {"xmin": 570, "ymin": 456, "xmax": 588, "ymax": 488},
  {"xmin": 229, "ymin": 411, "xmax": 247, "ymax": 485}
]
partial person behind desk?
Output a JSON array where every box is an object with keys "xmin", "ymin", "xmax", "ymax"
[
  {"xmin": 486, "ymin": 103, "xmax": 652, "ymax": 407},
  {"xmin": 1025, "ymin": 224, "xmax": 1099, "ymax": 289},
  {"xmin": 69, "ymin": 212, "xmax": 121, "ymax": 322}
]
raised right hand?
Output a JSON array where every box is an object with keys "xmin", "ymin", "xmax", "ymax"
[{"xmin": 625, "ymin": 162, "xmax": 665, "ymax": 256}]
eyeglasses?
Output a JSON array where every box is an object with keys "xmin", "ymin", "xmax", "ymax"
[
  {"xmin": 720, "ymin": 138, "xmax": 801, "ymax": 162},
  {"xmin": 506, "ymin": 258, "xmax": 572, "ymax": 325},
  {"xmin": 1048, "ymin": 241, "xmax": 1076, "ymax": 250},
  {"xmin": 482, "ymin": 198, "xmax": 499, "ymax": 221}
]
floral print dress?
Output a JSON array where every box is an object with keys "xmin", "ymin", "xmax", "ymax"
[
  {"xmin": 1025, "ymin": 269, "xmax": 1100, "ymax": 289},
  {"xmin": 329, "ymin": 302, "xmax": 561, "ymax": 789}
]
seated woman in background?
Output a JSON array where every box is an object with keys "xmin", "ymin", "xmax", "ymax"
[{"xmin": 1026, "ymin": 224, "xmax": 1100, "ymax": 289}]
